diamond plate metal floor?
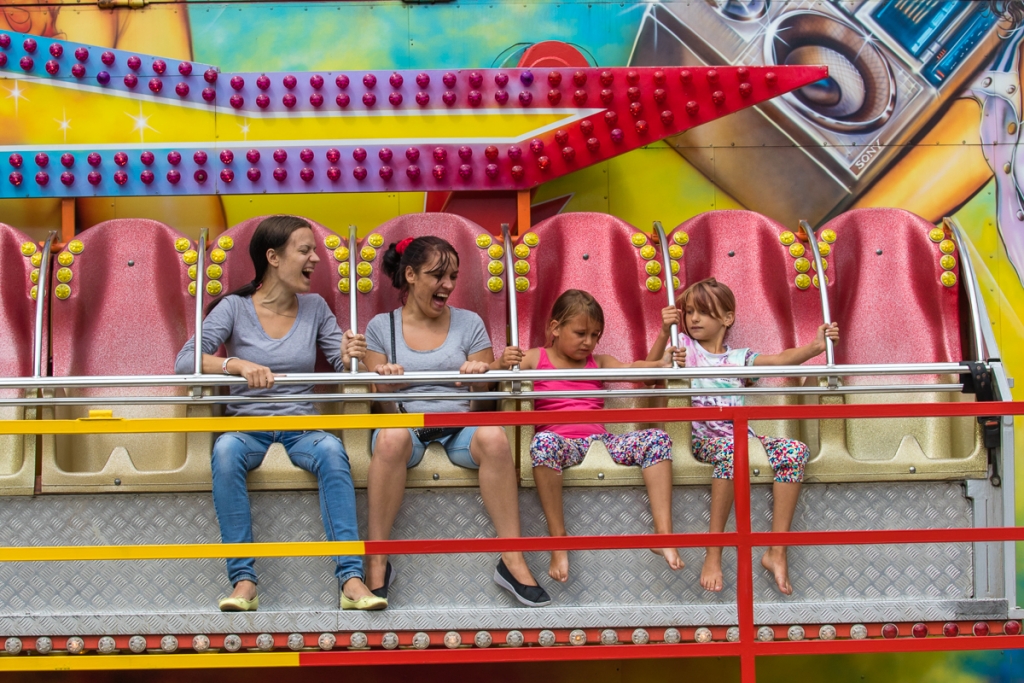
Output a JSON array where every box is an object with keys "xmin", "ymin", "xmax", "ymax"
[{"xmin": 0, "ymin": 483, "xmax": 999, "ymax": 634}]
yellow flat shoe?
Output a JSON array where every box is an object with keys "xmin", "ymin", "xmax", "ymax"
[
  {"xmin": 218, "ymin": 594, "xmax": 259, "ymax": 612},
  {"xmin": 340, "ymin": 594, "xmax": 388, "ymax": 611}
]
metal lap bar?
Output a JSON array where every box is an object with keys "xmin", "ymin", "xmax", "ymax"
[
  {"xmin": 32, "ymin": 231, "xmax": 57, "ymax": 380},
  {"xmin": 349, "ymin": 224, "xmax": 358, "ymax": 374},
  {"xmin": 653, "ymin": 221, "xmax": 680, "ymax": 361},
  {"xmin": 0, "ymin": 383, "xmax": 967, "ymax": 407},
  {"xmin": 944, "ymin": 217, "xmax": 988, "ymax": 361},
  {"xmin": 502, "ymin": 223, "xmax": 521, "ymax": 376},
  {"xmin": 799, "ymin": 220, "xmax": 835, "ymax": 378},
  {"xmin": 0, "ymin": 362, "xmax": 977, "ymax": 390}
]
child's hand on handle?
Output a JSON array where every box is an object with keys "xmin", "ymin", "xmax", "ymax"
[
  {"xmin": 342, "ymin": 330, "xmax": 367, "ymax": 366},
  {"xmin": 498, "ymin": 345, "xmax": 524, "ymax": 369},
  {"xmin": 660, "ymin": 305, "xmax": 682, "ymax": 336},
  {"xmin": 815, "ymin": 322, "xmax": 840, "ymax": 352},
  {"xmin": 666, "ymin": 346, "xmax": 687, "ymax": 367},
  {"xmin": 373, "ymin": 362, "xmax": 405, "ymax": 375}
]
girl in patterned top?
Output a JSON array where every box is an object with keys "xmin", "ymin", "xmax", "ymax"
[
  {"xmin": 500, "ymin": 289, "xmax": 686, "ymax": 582},
  {"xmin": 652, "ymin": 278, "xmax": 839, "ymax": 595}
]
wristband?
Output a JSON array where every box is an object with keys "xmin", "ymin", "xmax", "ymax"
[{"xmin": 222, "ymin": 357, "xmax": 238, "ymax": 375}]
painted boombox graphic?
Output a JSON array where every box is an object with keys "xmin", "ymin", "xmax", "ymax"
[{"xmin": 629, "ymin": 0, "xmax": 1002, "ymax": 226}]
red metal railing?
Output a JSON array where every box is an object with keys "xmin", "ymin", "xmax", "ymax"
[{"xmin": 350, "ymin": 399, "xmax": 1024, "ymax": 681}]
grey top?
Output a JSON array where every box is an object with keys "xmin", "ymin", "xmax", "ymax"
[
  {"xmin": 365, "ymin": 306, "xmax": 492, "ymax": 414},
  {"xmin": 174, "ymin": 294, "xmax": 345, "ymax": 417}
]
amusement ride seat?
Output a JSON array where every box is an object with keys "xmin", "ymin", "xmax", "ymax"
[
  {"xmin": 673, "ymin": 210, "xmax": 826, "ymax": 485},
  {"xmin": 343, "ymin": 212, "xmax": 510, "ymax": 487},
  {"xmin": 817, "ymin": 208, "xmax": 985, "ymax": 480},
  {"xmin": 0, "ymin": 224, "xmax": 46, "ymax": 495},
  {"xmin": 40, "ymin": 219, "xmax": 209, "ymax": 492},
  {"xmin": 512, "ymin": 212, "xmax": 684, "ymax": 487},
  {"xmin": 206, "ymin": 215, "xmax": 349, "ymax": 491}
]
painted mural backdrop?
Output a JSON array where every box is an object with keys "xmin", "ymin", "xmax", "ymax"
[{"xmin": 0, "ymin": 1, "xmax": 1022, "ymax": 680}]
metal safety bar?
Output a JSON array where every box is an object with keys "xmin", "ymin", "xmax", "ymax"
[
  {"xmin": 348, "ymin": 224, "xmax": 359, "ymax": 374},
  {"xmin": 0, "ymin": 362, "xmax": 973, "ymax": 390},
  {"xmin": 0, "ymin": 382, "xmax": 966, "ymax": 407},
  {"xmin": 193, "ymin": 228, "xmax": 208, "ymax": 376},
  {"xmin": 32, "ymin": 230, "xmax": 57, "ymax": 379},
  {"xmin": 502, "ymin": 223, "xmax": 520, "ymax": 367},
  {"xmin": 799, "ymin": 220, "xmax": 835, "ymax": 369},
  {"xmin": 653, "ymin": 221, "xmax": 679, "ymax": 365},
  {"xmin": 944, "ymin": 217, "xmax": 987, "ymax": 362}
]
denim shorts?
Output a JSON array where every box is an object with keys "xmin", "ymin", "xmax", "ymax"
[{"xmin": 371, "ymin": 427, "xmax": 480, "ymax": 469}]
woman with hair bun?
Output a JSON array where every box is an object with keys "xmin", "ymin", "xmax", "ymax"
[
  {"xmin": 360, "ymin": 235, "xmax": 551, "ymax": 608},
  {"xmin": 175, "ymin": 215, "xmax": 384, "ymax": 612}
]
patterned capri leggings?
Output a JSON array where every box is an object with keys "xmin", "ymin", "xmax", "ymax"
[
  {"xmin": 531, "ymin": 429, "xmax": 672, "ymax": 473},
  {"xmin": 692, "ymin": 435, "xmax": 808, "ymax": 484}
]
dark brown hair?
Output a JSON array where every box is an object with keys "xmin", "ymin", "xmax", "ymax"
[
  {"xmin": 679, "ymin": 277, "xmax": 736, "ymax": 333},
  {"xmin": 547, "ymin": 289, "xmax": 605, "ymax": 344},
  {"xmin": 208, "ymin": 215, "xmax": 311, "ymax": 314},
  {"xmin": 380, "ymin": 236, "xmax": 459, "ymax": 298}
]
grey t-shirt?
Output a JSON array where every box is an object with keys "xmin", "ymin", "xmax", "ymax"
[
  {"xmin": 174, "ymin": 294, "xmax": 345, "ymax": 417},
  {"xmin": 364, "ymin": 306, "xmax": 492, "ymax": 414}
]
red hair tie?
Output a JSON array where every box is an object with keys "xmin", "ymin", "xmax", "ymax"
[{"xmin": 395, "ymin": 237, "xmax": 414, "ymax": 255}]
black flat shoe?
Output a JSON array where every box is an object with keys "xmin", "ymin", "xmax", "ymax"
[
  {"xmin": 370, "ymin": 562, "xmax": 394, "ymax": 600},
  {"xmin": 493, "ymin": 559, "xmax": 551, "ymax": 607}
]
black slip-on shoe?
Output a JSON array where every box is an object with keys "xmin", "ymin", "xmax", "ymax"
[
  {"xmin": 493, "ymin": 559, "xmax": 551, "ymax": 607},
  {"xmin": 370, "ymin": 562, "xmax": 394, "ymax": 600}
]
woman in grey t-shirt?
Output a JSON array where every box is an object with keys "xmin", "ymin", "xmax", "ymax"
[
  {"xmin": 361, "ymin": 235, "xmax": 551, "ymax": 607},
  {"xmin": 175, "ymin": 215, "xmax": 385, "ymax": 612}
]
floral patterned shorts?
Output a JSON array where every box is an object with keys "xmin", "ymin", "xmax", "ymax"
[
  {"xmin": 692, "ymin": 435, "xmax": 808, "ymax": 483},
  {"xmin": 531, "ymin": 429, "xmax": 672, "ymax": 473}
]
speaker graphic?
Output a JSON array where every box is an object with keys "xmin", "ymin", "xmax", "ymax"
[{"xmin": 629, "ymin": 1, "xmax": 1001, "ymax": 227}]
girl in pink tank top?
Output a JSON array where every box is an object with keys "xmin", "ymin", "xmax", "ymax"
[{"xmin": 499, "ymin": 289, "xmax": 686, "ymax": 583}]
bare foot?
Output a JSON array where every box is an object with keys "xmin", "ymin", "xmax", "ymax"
[
  {"xmin": 700, "ymin": 551, "xmax": 724, "ymax": 592},
  {"xmin": 548, "ymin": 550, "xmax": 569, "ymax": 582},
  {"xmin": 761, "ymin": 547, "xmax": 793, "ymax": 595},
  {"xmin": 651, "ymin": 547, "xmax": 685, "ymax": 571},
  {"xmin": 229, "ymin": 579, "xmax": 257, "ymax": 601}
]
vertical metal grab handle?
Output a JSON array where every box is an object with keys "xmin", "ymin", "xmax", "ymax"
[
  {"xmin": 501, "ymin": 223, "xmax": 520, "ymax": 371},
  {"xmin": 32, "ymin": 231, "xmax": 58, "ymax": 379},
  {"xmin": 799, "ymin": 220, "xmax": 835, "ymax": 369},
  {"xmin": 944, "ymin": 217, "xmax": 987, "ymax": 361},
  {"xmin": 348, "ymin": 224, "xmax": 359, "ymax": 374},
  {"xmin": 653, "ymin": 221, "xmax": 679, "ymax": 367},
  {"xmin": 193, "ymin": 228, "xmax": 209, "ymax": 377}
]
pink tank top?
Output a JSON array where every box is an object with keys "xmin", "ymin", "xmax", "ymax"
[{"xmin": 534, "ymin": 348, "xmax": 609, "ymax": 439}]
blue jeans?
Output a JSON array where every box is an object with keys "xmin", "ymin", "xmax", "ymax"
[{"xmin": 210, "ymin": 430, "xmax": 363, "ymax": 587}]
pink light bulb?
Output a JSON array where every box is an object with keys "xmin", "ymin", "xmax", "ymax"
[
  {"xmin": 60, "ymin": 171, "xmax": 74, "ymax": 186},
  {"xmin": 273, "ymin": 149, "xmax": 288, "ymax": 163},
  {"xmin": 547, "ymin": 89, "xmax": 561, "ymax": 105},
  {"xmin": 416, "ymin": 73, "xmax": 430, "ymax": 88},
  {"xmin": 101, "ymin": 51, "xmax": 115, "ymax": 66},
  {"xmin": 153, "ymin": 59, "xmax": 166, "ymax": 75},
  {"xmin": 114, "ymin": 152, "xmax": 128, "ymax": 166},
  {"xmin": 379, "ymin": 148, "xmax": 393, "ymax": 162},
  {"xmin": 246, "ymin": 149, "xmax": 260, "ymax": 163},
  {"xmin": 626, "ymin": 70, "xmax": 639, "ymax": 84},
  {"xmin": 71, "ymin": 64, "xmax": 85, "ymax": 78},
  {"xmin": 554, "ymin": 130, "xmax": 569, "ymax": 146},
  {"xmin": 87, "ymin": 152, "xmax": 102, "ymax": 167},
  {"xmin": 35, "ymin": 153, "xmax": 49, "ymax": 167},
  {"xmin": 49, "ymin": 43, "xmax": 63, "ymax": 58},
  {"xmin": 352, "ymin": 148, "xmax": 367, "ymax": 162},
  {"xmin": 273, "ymin": 167, "xmax": 287, "ymax": 182},
  {"xmin": 230, "ymin": 75, "xmax": 245, "ymax": 90},
  {"xmin": 406, "ymin": 165, "xmax": 420, "ymax": 179},
  {"xmin": 60, "ymin": 153, "xmax": 74, "ymax": 167},
  {"xmin": 712, "ymin": 90, "xmax": 725, "ymax": 105},
  {"xmin": 18, "ymin": 57, "xmax": 33, "ymax": 71},
  {"xmin": 256, "ymin": 94, "xmax": 270, "ymax": 108},
  {"xmin": 167, "ymin": 151, "xmax": 181, "ymax": 165},
  {"xmin": 415, "ymin": 91, "xmax": 430, "ymax": 105},
  {"xmin": 406, "ymin": 147, "xmax": 420, "ymax": 162},
  {"xmin": 468, "ymin": 90, "xmax": 482, "ymax": 106},
  {"xmin": 507, "ymin": 145, "xmax": 522, "ymax": 161},
  {"xmin": 511, "ymin": 165, "xmax": 524, "ymax": 180},
  {"xmin": 179, "ymin": 61, "xmax": 193, "ymax": 76},
  {"xmin": 536, "ymin": 155, "xmax": 550, "ymax": 171},
  {"xmin": 529, "ymin": 139, "xmax": 544, "ymax": 156},
  {"xmin": 519, "ymin": 91, "xmax": 533, "ymax": 106},
  {"xmin": 363, "ymin": 73, "xmax": 377, "ymax": 88},
  {"xmin": 586, "ymin": 137, "xmax": 600, "ymax": 152},
  {"xmin": 626, "ymin": 86, "xmax": 641, "ymax": 102},
  {"xmin": 458, "ymin": 146, "xmax": 472, "ymax": 161},
  {"xmin": 458, "ymin": 164, "xmax": 471, "ymax": 179},
  {"xmin": 204, "ymin": 69, "xmax": 217, "ymax": 83},
  {"xmin": 192, "ymin": 169, "xmax": 206, "ymax": 184},
  {"xmin": 660, "ymin": 110, "xmax": 674, "ymax": 125},
  {"xmin": 282, "ymin": 93, "xmax": 297, "ymax": 108},
  {"xmin": 74, "ymin": 47, "xmax": 89, "ymax": 61},
  {"xmin": 336, "ymin": 93, "xmax": 350, "ymax": 108},
  {"xmin": 114, "ymin": 170, "xmax": 129, "ymax": 185},
  {"xmin": 484, "ymin": 146, "xmax": 499, "ymax": 161},
  {"xmin": 127, "ymin": 55, "xmax": 142, "ymax": 71},
  {"xmin": 192, "ymin": 151, "xmax": 207, "ymax": 165},
  {"xmin": 686, "ymin": 100, "xmax": 699, "ymax": 116},
  {"xmin": 635, "ymin": 119, "xmax": 649, "ymax": 134},
  {"xmin": 230, "ymin": 95, "xmax": 244, "ymax": 108},
  {"xmin": 379, "ymin": 165, "xmax": 393, "ymax": 180},
  {"xmin": 283, "ymin": 74, "xmax": 297, "ymax": 89},
  {"xmin": 22, "ymin": 38, "xmax": 37, "ymax": 53},
  {"xmin": 362, "ymin": 93, "xmax": 376, "ymax": 106},
  {"xmin": 123, "ymin": 74, "xmax": 138, "ymax": 88},
  {"xmin": 580, "ymin": 119, "xmax": 594, "ymax": 136},
  {"xmin": 300, "ymin": 167, "xmax": 314, "ymax": 182},
  {"xmin": 220, "ymin": 150, "xmax": 234, "ymax": 164},
  {"xmin": 599, "ymin": 70, "xmax": 613, "ymax": 86},
  {"xmin": 494, "ymin": 73, "xmax": 508, "ymax": 88},
  {"xmin": 326, "ymin": 148, "xmax": 341, "ymax": 163},
  {"xmin": 44, "ymin": 60, "xmax": 59, "ymax": 75},
  {"xmin": 610, "ymin": 128, "xmax": 624, "ymax": 143},
  {"xmin": 389, "ymin": 92, "xmax": 403, "ymax": 106},
  {"xmin": 653, "ymin": 88, "xmax": 666, "ymax": 104},
  {"xmin": 485, "ymin": 163, "xmax": 498, "ymax": 179},
  {"xmin": 148, "ymin": 78, "xmax": 162, "ymax": 93},
  {"xmin": 432, "ymin": 165, "xmax": 446, "ymax": 180},
  {"xmin": 468, "ymin": 72, "xmax": 483, "ymax": 88},
  {"xmin": 352, "ymin": 166, "xmax": 366, "ymax": 180},
  {"xmin": 8, "ymin": 172, "xmax": 22, "ymax": 186},
  {"xmin": 256, "ymin": 75, "xmax": 271, "ymax": 90},
  {"xmin": 247, "ymin": 168, "xmax": 261, "ymax": 182},
  {"xmin": 299, "ymin": 148, "xmax": 314, "ymax": 163},
  {"xmin": 442, "ymin": 72, "xmax": 456, "ymax": 88},
  {"xmin": 739, "ymin": 82, "xmax": 752, "ymax": 98},
  {"xmin": 494, "ymin": 90, "xmax": 509, "ymax": 104},
  {"xmin": 327, "ymin": 166, "xmax": 341, "ymax": 181},
  {"xmin": 88, "ymin": 171, "xmax": 102, "ymax": 185},
  {"xmin": 140, "ymin": 170, "xmax": 154, "ymax": 185},
  {"xmin": 548, "ymin": 71, "xmax": 562, "ymax": 87},
  {"xmin": 9, "ymin": 154, "xmax": 23, "ymax": 168},
  {"xmin": 166, "ymin": 169, "xmax": 180, "ymax": 184},
  {"xmin": 573, "ymin": 89, "xmax": 587, "ymax": 105},
  {"xmin": 389, "ymin": 72, "xmax": 403, "ymax": 88},
  {"xmin": 605, "ymin": 110, "xmax": 618, "ymax": 126},
  {"xmin": 433, "ymin": 147, "xmax": 447, "ymax": 162},
  {"xmin": 442, "ymin": 91, "xmax": 456, "ymax": 106},
  {"xmin": 629, "ymin": 102, "xmax": 643, "ymax": 117},
  {"xmin": 140, "ymin": 151, "xmax": 155, "ymax": 165},
  {"xmin": 202, "ymin": 87, "xmax": 216, "ymax": 101},
  {"xmin": 310, "ymin": 93, "xmax": 324, "ymax": 107},
  {"xmin": 336, "ymin": 74, "xmax": 350, "ymax": 89}
]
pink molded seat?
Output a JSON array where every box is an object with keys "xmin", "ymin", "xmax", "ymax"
[
  {"xmin": 513, "ymin": 212, "xmax": 684, "ymax": 486},
  {"xmin": 0, "ymin": 224, "xmax": 45, "ymax": 494},
  {"xmin": 816, "ymin": 209, "xmax": 982, "ymax": 476},
  {"xmin": 42, "ymin": 219, "xmax": 207, "ymax": 492},
  {"xmin": 210, "ymin": 216, "xmax": 349, "ymax": 490},
  {"xmin": 672, "ymin": 210, "xmax": 826, "ymax": 481},
  {"xmin": 345, "ymin": 213, "xmax": 507, "ymax": 487}
]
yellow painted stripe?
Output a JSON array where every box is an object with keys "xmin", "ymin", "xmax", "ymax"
[
  {"xmin": 0, "ymin": 653, "xmax": 300, "ymax": 671},
  {"xmin": 0, "ymin": 541, "xmax": 365, "ymax": 562},
  {"xmin": 0, "ymin": 413, "xmax": 424, "ymax": 435}
]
